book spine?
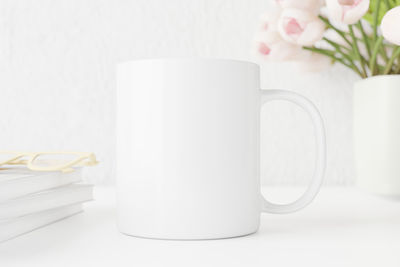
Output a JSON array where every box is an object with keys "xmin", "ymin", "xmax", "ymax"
[{"xmin": 0, "ymin": 204, "xmax": 83, "ymax": 243}]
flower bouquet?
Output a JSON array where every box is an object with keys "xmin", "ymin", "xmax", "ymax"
[{"xmin": 255, "ymin": 0, "xmax": 400, "ymax": 77}]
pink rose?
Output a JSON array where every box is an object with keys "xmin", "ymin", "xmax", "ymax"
[
  {"xmin": 255, "ymin": 31, "xmax": 301, "ymax": 61},
  {"xmin": 278, "ymin": 9, "xmax": 325, "ymax": 46},
  {"xmin": 326, "ymin": 0, "xmax": 370, "ymax": 24}
]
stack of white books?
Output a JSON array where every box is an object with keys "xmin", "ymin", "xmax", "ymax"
[{"xmin": 0, "ymin": 168, "xmax": 93, "ymax": 243}]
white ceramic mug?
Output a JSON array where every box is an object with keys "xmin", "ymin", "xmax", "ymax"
[{"xmin": 116, "ymin": 58, "xmax": 326, "ymax": 240}]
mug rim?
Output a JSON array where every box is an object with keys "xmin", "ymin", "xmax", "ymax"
[{"xmin": 117, "ymin": 57, "xmax": 259, "ymax": 69}]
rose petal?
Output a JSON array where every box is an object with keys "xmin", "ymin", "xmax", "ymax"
[
  {"xmin": 381, "ymin": 6, "xmax": 400, "ymax": 45},
  {"xmin": 338, "ymin": 0, "xmax": 355, "ymax": 5},
  {"xmin": 285, "ymin": 18, "xmax": 304, "ymax": 35},
  {"xmin": 326, "ymin": 0, "xmax": 370, "ymax": 24},
  {"xmin": 297, "ymin": 19, "xmax": 325, "ymax": 46},
  {"xmin": 254, "ymin": 31, "xmax": 302, "ymax": 61},
  {"xmin": 278, "ymin": 8, "xmax": 325, "ymax": 46},
  {"xmin": 258, "ymin": 43, "xmax": 271, "ymax": 55}
]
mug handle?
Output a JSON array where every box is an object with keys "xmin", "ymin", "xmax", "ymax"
[{"xmin": 260, "ymin": 90, "xmax": 326, "ymax": 214}]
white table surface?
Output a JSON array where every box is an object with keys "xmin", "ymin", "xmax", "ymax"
[{"xmin": 1, "ymin": 186, "xmax": 400, "ymax": 267}]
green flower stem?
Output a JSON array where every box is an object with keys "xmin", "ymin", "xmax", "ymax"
[
  {"xmin": 323, "ymin": 38, "xmax": 350, "ymax": 56},
  {"xmin": 332, "ymin": 41, "xmax": 352, "ymax": 53},
  {"xmin": 348, "ymin": 25, "xmax": 368, "ymax": 77},
  {"xmin": 395, "ymin": 63, "xmax": 400, "ymax": 74},
  {"xmin": 303, "ymin": 46, "xmax": 335, "ymax": 58},
  {"xmin": 378, "ymin": 32, "xmax": 389, "ymax": 63},
  {"xmin": 357, "ymin": 21, "xmax": 371, "ymax": 58},
  {"xmin": 373, "ymin": 0, "xmax": 381, "ymax": 42},
  {"xmin": 379, "ymin": 45, "xmax": 389, "ymax": 63},
  {"xmin": 395, "ymin": 55, "xmax": 400, "ymax": 73},
  {"xmin": 323, "ymin": 37, "xmax": 362, "ymax": 73},
  {"xmin": 383, "ymin": 47, "xmax": 400, "ymax": 74},
  {"xmin": 370, "ymin": 36, "xmax": 384, "ymax": 75},
  {"xmin": 303, "ymin": 46, "xmax": 363, "ymax": 77},
  {"xmin": 318, "ymin": 15, "xmax": 352, "ymax": 47}
]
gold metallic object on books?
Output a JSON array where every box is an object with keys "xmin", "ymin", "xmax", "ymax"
[{"xmin": 0, "ymin": 151, "xmax": 98, "ymax": 172}]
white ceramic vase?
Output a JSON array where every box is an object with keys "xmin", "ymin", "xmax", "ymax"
[{"xmin": 354, "ymin": 75, "xmax": 400, "ymax": 196}]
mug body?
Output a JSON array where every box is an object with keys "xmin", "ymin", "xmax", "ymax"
[{"xmin": 116, "ymin": 58, "xmax": 261, "ymax": 239}]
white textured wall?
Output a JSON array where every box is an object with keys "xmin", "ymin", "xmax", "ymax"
[{"xmin": 0, "ymin": 0, "xmax": 358, "ymax": 185}]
